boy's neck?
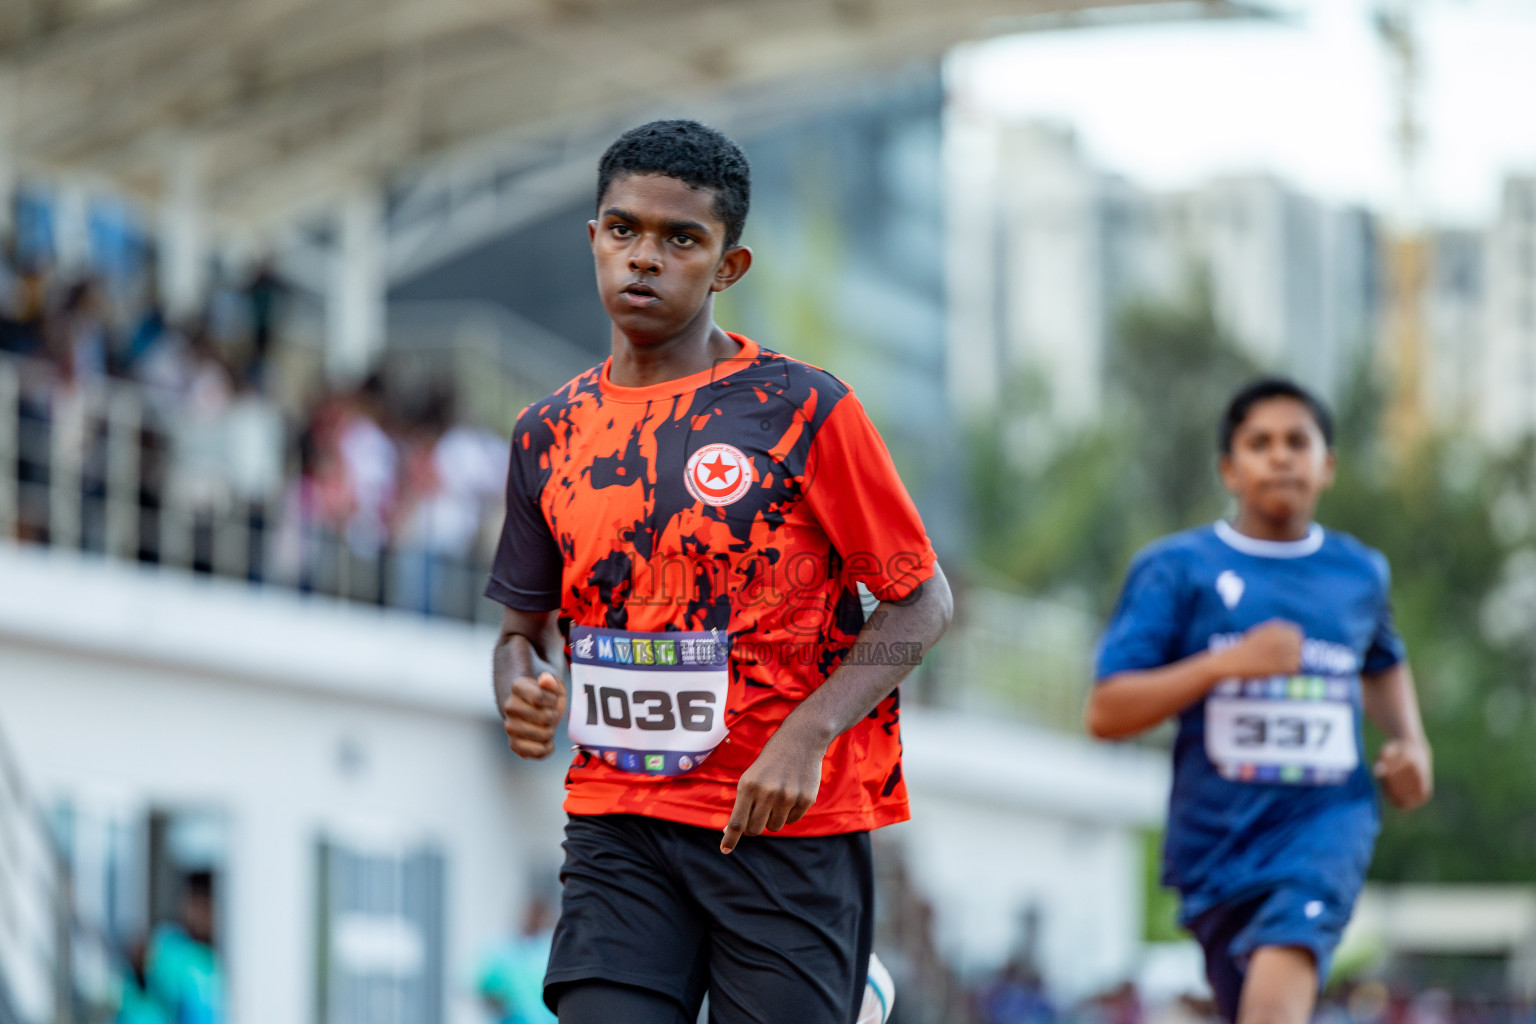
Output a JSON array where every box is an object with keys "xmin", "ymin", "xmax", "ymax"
[
  {"xmin": 608, "ymin": 307, "xmax": 738, "ymax": 388},
  {"xmin": 1229, "ymin": 509, "xmax": 1316, "ymax": 543}
]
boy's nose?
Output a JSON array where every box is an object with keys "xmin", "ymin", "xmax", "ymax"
[{"xmin": 631, "ymin": 243, "xmax": 662, "ymax": 273}]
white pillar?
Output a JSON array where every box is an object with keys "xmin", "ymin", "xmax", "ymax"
[
  {"xmin": 160, "ymin": 143, "xmax": 206, "ymax": 320},
  {"xmin": 326, "ymin": 187, "xmax": 387, "ymax": 383},
  {"xmin": 943, "ymin": 77, "xmax": 1003, "ymax": 417},
  {"xmin": 0, "ymin": 70, "xmax": 17, "ymax": 240},
  {"xmin": 54, "ymin": 181, "xmax": 92, "ymax": 274}
]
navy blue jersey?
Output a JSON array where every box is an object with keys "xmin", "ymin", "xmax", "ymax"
[{"xmin": 1096, "ymin": 521, "xmax": 1405, "ymax": 921}]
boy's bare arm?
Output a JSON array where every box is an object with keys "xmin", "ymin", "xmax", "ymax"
[
  {"xmin": 1086, "ymin": 620, "xmax": 1303, "ymax": 740},
  {"xmin": 1362, "ymin": 662, "xmax": 1433, "ymax": 811},
  {"xmin": 493, "ymin": 608, "xmax": 568, "ymax": 759},
  {"xmin": 720, "ymin": 563, "xmax": 954, "ymax": 853}
]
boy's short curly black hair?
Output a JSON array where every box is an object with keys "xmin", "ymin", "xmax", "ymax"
[
  {"xmin": 595, "ymin": 120, "xmax": 751, "ymax": 249},
  {"xmin": 1220, "ymin": 376, "xmax": 1335, "ymax": 454}
]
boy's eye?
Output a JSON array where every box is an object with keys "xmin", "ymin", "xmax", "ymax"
[
  {"xmin": 610, "ymin": 224, "xmax": 634, "ymax": 237},
  {"xmin": 672, "ymin": 234, "xmax": 696, "ymax": 247}
]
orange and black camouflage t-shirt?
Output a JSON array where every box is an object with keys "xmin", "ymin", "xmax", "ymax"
[{"xmin": 487, "ymin": 334, "xmax": 936, "ymax": 835}]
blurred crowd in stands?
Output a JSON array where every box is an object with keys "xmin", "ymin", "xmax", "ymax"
[
  {"xmin": 0, "ymin": 238, "xmax": 509, "ymax": 622},
  {"xmin": 462, "ymin": 856, "xmax": 1536, "ymax": 1024},
  {"xmin": 952, "ymin": 976, "xmax": 1536, "ymax": 1024},
  {"xmin": 864, "ymin": 851, "xmax": 1536, "ymax": 1024}
]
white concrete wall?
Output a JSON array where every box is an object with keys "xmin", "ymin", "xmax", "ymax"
[
  {"xmin": 899, "ymin": 710, "xmax": 1170, "ymax": 999},
  {"xmin": 0, "ymin": 543, "xmax": 568, "ymax": 1024}
]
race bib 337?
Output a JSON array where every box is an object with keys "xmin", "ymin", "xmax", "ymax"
[{"xmin": 1205, "ymin": 675, "xmax": 1359, "ymax": 785}]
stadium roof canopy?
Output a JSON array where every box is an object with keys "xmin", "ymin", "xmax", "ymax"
[{"xmin": 0, "ymin": 0, "xmax": 1266, "ymax": 228}]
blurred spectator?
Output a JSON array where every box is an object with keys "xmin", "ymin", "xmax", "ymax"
[
  {"xmin": 273, "ymin": 392, "xmax": 352, "ymax": 592},
  {"xmin": 1344, "ymin": 981, "xmax": 1393, "ymax": 1024},
  {"xmin": 165, "ymin": 326, "xmax": 235, "ymax": 572},
  {"xmin": 242, "ymin": 257, "xmax": 286, "ymax": 388},
  {"xmin": 222, "ymin": 373, "xmax": 284, "ymax": 581},
  {"xmin": 1145, "ymin": 994, "xmax": 1218, "ymax": 1024},
  {"xmin": 1079, "ymin": 982, "xmax": 1143, "ymax": 1024},
  {"xmin": 50, "ymin": 277, "xmax": 110, "ymax": 386},
  {"xmin": 873, "ymin": 847, "xmax": 968, "ymax": 1024},
  {"xmin": 475, "ymin": 897, "xmax": 558, "ymax": 1024},
  {"xmin": 112, "ymin": 937, "xmax": 172, "ymax": 1024},
  {"xmin": 337, "ymin": 372, "xmax": 397, "ymax": 560},
  {"xmin": 976, "ymin": 957, "xmax": 1055, "ymax": 1024},
  {"xmin": 123, "ymin": 288, "xmax": 168, "ymax": 375},
  {"xmin": 392, "ymin": 387, "xmax": 508, "ymax": 615},
  {"xmin": 0, "ymin": 250, "xmax": 48, "ymax": 357},
  {"xmin": 0, "ymin": 238, "xmax": 24, "ymax": 353},
  {"xmin": 145, "ymin": 871, "xmax": 225, "ymax": 1024},
  {"xmin": 1408, "ymin": 990, "xmax": 1455, "ymax": 1024},
  {"xmin": 168, "ymin": 326, "xmax": 235, "ymax": 509}
]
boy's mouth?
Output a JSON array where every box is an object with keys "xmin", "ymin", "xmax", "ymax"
[{"xmin": 620, "ymin": 282, "xmax": 660, "ymax": 306}]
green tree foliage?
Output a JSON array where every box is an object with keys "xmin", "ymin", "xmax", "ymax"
[
  {"xmin": 966, "ymin": 280, "xmax": 1257, "ymax": 610},
  {"xmin": 1109, "ymin": 281, "xmax": 1261, "ymax": 530},
  {"xmin": 966, "ymin": 284, "xmax": 1536, "ymax": 883},
  {"xmin": 1327, "ymin": 434, "xmax": 1536, "ymax": 882}
]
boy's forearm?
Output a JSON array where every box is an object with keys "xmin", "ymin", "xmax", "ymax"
[
  {"xmin": 493, "ymin": 634, "xmax": 535, "ymax": 708},
  {"xmin": 1361, "ymin": 663, "xmax": 1427, "ymax": 744},
  {"xmin": 779, "ymin": 565, "xmax": 953, "ymax": 747},
  {"xmin": 1087, "ymin": 650, "xmax": 1229, "ymax": 740},
  {"xmin": 493, "ymin": 613, "xmax": 564, "ymax": 707}
]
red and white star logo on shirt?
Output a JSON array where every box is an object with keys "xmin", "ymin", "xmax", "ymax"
[{"xmin": 685, "ymin": 443, "xmax": 754, "ymax": 507}]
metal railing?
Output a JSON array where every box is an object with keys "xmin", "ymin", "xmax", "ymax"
[
  {"xmin": 0, "ymin": 719, "xmax": 121, "ymax": 1024},
  {"xmin": 0, "ymin": 721, "xmax": 57, "ymax": 1024},
  {"xmin": 0, "ymin": 359, "xmax": 140, "ymax": 564}
]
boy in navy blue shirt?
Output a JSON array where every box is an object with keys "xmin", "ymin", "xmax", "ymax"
[{"xmin": 1088, "ymin": 378, "xmax": 1432, "ymax": 1024}]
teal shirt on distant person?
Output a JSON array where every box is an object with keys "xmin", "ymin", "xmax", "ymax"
[
  {"xmin": 112, "ymin": 981, "xmax": 172, "ymax": 1024},
  {"xmin": 476, "ymin": 932, "xmax": 556, "ymax": 1024},
  {"xmin": 146, "ymin": 925, "xmax": 225, "ymax": 1024}
]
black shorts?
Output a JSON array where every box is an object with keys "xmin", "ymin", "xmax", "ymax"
[{"xmin": 545, "ymin": 813, "xmax": 874, "ymax": 1024}]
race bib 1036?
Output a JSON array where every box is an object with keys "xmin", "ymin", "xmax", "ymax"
[
  {"xmin": 567, "ymin": 626, "xmax": 731, "ymax": 776},
  {"xmin": 1205, "ymin": 675, "xmax": 1359, "ymax": 786}
]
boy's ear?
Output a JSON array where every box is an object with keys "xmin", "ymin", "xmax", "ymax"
[
  {"xmin": 1217, "ymin": 452, "xmax": 1238, "ymax": 494},
  {"xmin": 711, "ymin": 245, "xmax": 753, "ymax": 293},
  {"xmin": 1320, "ymin": 448, "xmax": 1338, "ymax": 489}
]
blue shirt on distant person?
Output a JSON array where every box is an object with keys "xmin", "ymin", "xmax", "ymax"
[{"xmin": 1095, "ymin": 520, "xmax": 1404, "ymax": 922}]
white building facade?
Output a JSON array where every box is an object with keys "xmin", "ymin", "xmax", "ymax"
[
  {"xmin": 1476, "ymin": 177, "xmax": 1536, "ymax": 446},
  {"xmin": 947, "ymin": 111, "xmax": 1381, "ymax": 427}
]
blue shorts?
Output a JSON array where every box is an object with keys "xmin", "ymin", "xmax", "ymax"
[{"xmin": 1187, "ymin": 886, "xmax": 1352, "ymax": 1022}]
